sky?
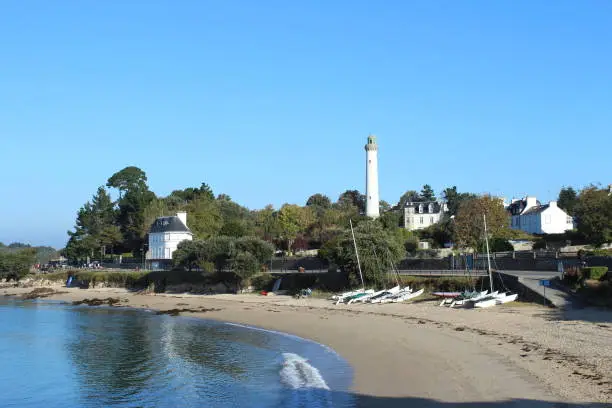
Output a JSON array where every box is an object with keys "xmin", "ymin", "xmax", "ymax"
[{"xmin": 1, "ymin": 0, "xmax": 611, "ymax": 248}]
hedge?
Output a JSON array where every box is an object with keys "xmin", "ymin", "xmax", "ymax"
[{"xmin": 582, "ymin": 266, "xmax": 608, "ymax": 280}]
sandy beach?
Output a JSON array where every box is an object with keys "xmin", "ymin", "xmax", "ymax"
[{"xmin": 2, "ymin": 285, "xmax": 611, "ymax": 407}]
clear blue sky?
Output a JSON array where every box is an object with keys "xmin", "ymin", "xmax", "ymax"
[{"xmin": 1, "ymin": 1, "xmax": 610, "ymax": 248}]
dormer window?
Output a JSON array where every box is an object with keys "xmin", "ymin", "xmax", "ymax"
[
  {"xmin": 418, "ymin": 204, "xmax": 423, "ymax": 213},
  {"xmin": 428, "ymin": 203, "xmax": 434, "ymax": 213}
]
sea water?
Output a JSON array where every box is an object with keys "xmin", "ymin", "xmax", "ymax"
[{"xmin": 0, "ymin": 298, "xmax": 355, "ymax": 407}]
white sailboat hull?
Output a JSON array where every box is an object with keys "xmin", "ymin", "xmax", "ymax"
[
  {"xmin": 496, "ymin": 293, "xmax": 518, "ymax": 304},
  {"xmin": 391, "ymin": 288, "xmax": 424, "ymax": 303}
]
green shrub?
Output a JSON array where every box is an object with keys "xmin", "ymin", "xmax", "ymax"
[
  {"xmin": 582, "ymin": 266, "xmax": 609, "ymax": 280},
  {"xmin": 250, "ymin": 274, "xmax": 277, "ymax": 291}
]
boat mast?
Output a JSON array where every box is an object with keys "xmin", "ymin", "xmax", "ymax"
[
  {"xmin": 483, "ymin": 214, "xmax": 494, "ymax": 293},
  {"xmin": 349, "ymin": 219, "xmax": 365, "ymax": 290}
]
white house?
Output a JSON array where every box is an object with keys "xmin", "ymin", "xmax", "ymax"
[
  {"xmin": 403, "ymin": 201, "xmax": 448, "ymax": 231},
  {"xmin": 146, "ymin": 211, "xmax": 192, "ymax": 269},
  {"xmin": 507, "ymin": 197, "xmax": 574, "ymax": 235}
]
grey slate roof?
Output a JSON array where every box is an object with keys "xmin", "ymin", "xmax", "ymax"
[
  {"xmin": 507, "ymin": 199, "xmax": 542, "ymax": 215},
  {"xmin": 404, "ymin": 201, "xmax": 444, "ymax": 214},
  {"xmin": 521, "ymin": 204, "xmax": 550, "ymax": 215},
  {"xmin": 149, "ymin": 216, "xmax": 191, "ymax": 233}
]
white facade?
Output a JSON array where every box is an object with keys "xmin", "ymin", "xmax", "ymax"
[
  {"xmin": 403, "ymin": 201, "xmax": 448, "ymax": 231},
  {"xmin": 365, "ymin": 135, "xmax": 380, "ymax": 218},
  {"xmin": 508, "ymin": 197, "xmax": 574, "ymax": 235},
  {"xmin": 147, "ymin": 211, "xmax": 193, "ymax": 260}
]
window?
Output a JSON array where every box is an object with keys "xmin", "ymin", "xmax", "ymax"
[
  {"xmin": 418, "ymin": 204, "xmax": 423, "ymax": 213},
  {"xmin": 420, "ymin": 216, "xmax": 423, "ymax": 224},
  {"xmin": 430, "ymin": 216, "xmax": 434, "ymax": 224},
  {"xmin": 567, "ymin": 216, "xmax": 573, "ymax": 224},
  {"xmin": 428, "ymin": 203, "xmax": 433, "ymax": 213}
]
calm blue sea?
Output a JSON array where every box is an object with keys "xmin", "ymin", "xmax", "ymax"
[{"xmin": 0, "ymin": 298, "xmax": 355, "ymax": 408}]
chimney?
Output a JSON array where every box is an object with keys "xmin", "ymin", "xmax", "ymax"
[
  {"xmin": 176, "ymin": 211, "xmax": 187, "ymax": 227},
  {"xmin": 549, "ymin": 201, "xmax": 557, "ymax": 208}
]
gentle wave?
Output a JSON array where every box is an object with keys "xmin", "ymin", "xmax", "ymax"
[
  {"xmin": 280, "ymin": 353, "xmax": 333, "ymax": 408},
  {"xmin": 280, "ymin": 352, "xmax": 330, "ymax": 390}
]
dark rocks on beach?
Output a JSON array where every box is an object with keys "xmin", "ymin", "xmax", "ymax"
[
  {"xmin": 155, "ymin": 307, "xmax": 221, "ymax": 316},
  {"xmin": 22, "ymin": 288, "xmax": 65, "ymax": 300},
  {"xmin": 72, "ymin": 298, "xmax": 122, "ymax": 307}
]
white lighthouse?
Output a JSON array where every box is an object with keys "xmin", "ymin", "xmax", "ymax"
[{"xmin": 365, "ymin": 134, "xmax": 380, "ymax": 218}]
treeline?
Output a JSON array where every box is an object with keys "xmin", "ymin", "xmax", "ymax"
[
  {"xmin": 556, "ymin": 186, "xmax": 612, "ymax": 247},
  {"xmin": 63, "ymin": 166, "xmax": 611, "ymax": 270},
  {"xmin": 0, "ymin": 247, "xmax": 37, "ymax": 281},
  {"xmin": 0, "ymin": 242, "xmax": 59, "ymax": 265}
]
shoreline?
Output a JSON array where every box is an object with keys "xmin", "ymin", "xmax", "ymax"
[{"xmin": 2, "ymin": 285, "xmax": 611, "ymax": 407}]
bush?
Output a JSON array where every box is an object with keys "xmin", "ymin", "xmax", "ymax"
[
  {"xmin": 533, "ymin": 239, "xmax": 546, "ymax": 250},
  {"xmin": 250, "ymin": 274, "xmax": 277, "ymax": 291},
  {"xmin": 582, "ymin": 266, "xmax": 608, "ymax": 280}
]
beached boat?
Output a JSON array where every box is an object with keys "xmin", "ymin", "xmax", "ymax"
[
  {"xmin": 391, "ymin": 288, "xmax": 424, "ymax": 303},
  {"xmin": 448, "ymin": 290, "xmax": 493, "ymax": 308},
  {"xmin": 432, "ymin": 291, "xmax": 462, "ymax": 298},
  {"xmin": 495, "ymin": 293, "xmax": 518, "ymax": 304},
  {"xmin": 369, "ymin": 286, "xmax": 407, "ymax": 304}
]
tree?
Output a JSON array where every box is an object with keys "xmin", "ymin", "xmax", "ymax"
[
  {"xmin": 454, "ymin": 195, "xmax": 512, "ymax": 250},
  {"xmin": 169, "ymin": 183, "xmax": 215, "ymax": 203},
  {"xmin": 322, "ymin": 220, "xmax": 405, "ymax": 287},
  {"xmin": 336, "ymin": 190, "xmax": 366, "ymax": 214},
  {"xmin": 106, "ymin": 167, "xmax": 156, "ymax": 253},
  {"xmin": 398, "ymin": 190, "xmax": 420, "ymax": 208},
  {"xmin": 106, "ymin": 166, "xmax": 148, "ymax": 197},
  {"xmin": 234, "ymin": 237, "xmax": 274, "ymax": 265},
  {"xmin": 0, "ymin": 247, "xmax": 36, "ymax": 281},
  {"xmin": 442, "ymin": 186, "xmax": 477, "ymax": 216},
  {"xmin": 379, "ymin": 200, "xmax": 391, "ymax": 213},
  {"xmin": 306, "ymin": 193, "xmax": 331, "ymax": 210},
  {"xmin": 231, "ymin": 251, "xmax": 259, "ymax": 290},
  {"xmin": 420, "ymin": 184, "xmax": 435, "ymax": 201},
  {"xmin": 278, "ymin": 204, "xmax": 314, "ymax": 251},
  {"xmin": 64, "ymin": 186, "xmax": 121, "ymax": 260},
  {"xmin": 253, "ymin": 205, "xmax": 281, "ymax": 242},
  {"xmin": 573, "ymin": 186, "xmax": 612, "ymax": 247},
  {"xmin": 184, "ymin": 197, "xmax": 223, "ymax": 239},
  {"xmin": 558, "ymin": 187, "xmax": 578, "ymax": 215}
]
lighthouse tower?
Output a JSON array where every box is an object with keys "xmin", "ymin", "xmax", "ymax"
[{"xmin": 365, "ymin": 134, "xmax": 380, "ymax": 218}]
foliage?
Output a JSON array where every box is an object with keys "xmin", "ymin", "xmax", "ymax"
[
  {"xmin": 533, "ymin": 239, "xmax": 546, "ymax": 250},
  {"xmin": 420, "ymin": 184, "xmax": 435, "ymax": 201},
  {"xmin": 454, "ymin": 195, "xmax": 512, "ymax": 250},
  {"xmin": 231, "ymin": 251, "xmax": 260, "ymax": 287},
  {"xmin": 418, "ymin": 220, "xmax": 453, "ymax": 248},
  {"xmin": 64, "ymin": 186, "xmax": 122, "ymax": 260},
  {"xmin": 278, "ymin": 204, "xmax": 314, "ymax": 251},
  {"xmin": 582, "ymin": 266, "xmax": 608, "ymax": 280},
  {"xmin": 442, "ymin": 186, "xmax": 477, "ymax": 216},
  {"xmin": 0, "ymin": 248, "xmax": 36, "ymax": 280},
  {"xmin": 335, "ymin": 190, "xmax": 366, "ymax": 214},
  {"xmin": 558, "ymin": 186, "xmax": 578, "ymax": 215},
  {"xmin": 321, "ymin": 220, "xmax": 405, "ymax": 287},
  {"xmin": 306, "ymin": 194, "xmax": 331, "ymax": 211},
  {"xmin": 484, "ymin": 238, "xmax": 514, "ymax": 253},
  {"xmin": 172, "ymin": 236, "xmax": 273, "ymax": 285},
  {"xmin": 398, "ymin": 190, "xmax": 420, "ymax": 208},
  {"xmin": 573, "ymin": 186, "xmax": 612, "ymax": 247}
]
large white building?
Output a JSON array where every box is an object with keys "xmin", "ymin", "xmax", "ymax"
[
  {"xmin": 507, "ymin": 197, "xmax": 574, "ymax": 235},
  {"xmin": 365, "ymin": 134, "xmax": 380, "ymax": 218},
  {"xmin": 403, "ymin": 201, "xmax": 448, "ymax": 231},
  {"xmin": 146, "ymin": 211, "xmax": 192, "ymax": 269}
]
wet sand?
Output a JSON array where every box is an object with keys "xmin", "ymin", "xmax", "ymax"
[{"xmin": 2, "ymin": 285, "xmax": 611, "ymax": 407}]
